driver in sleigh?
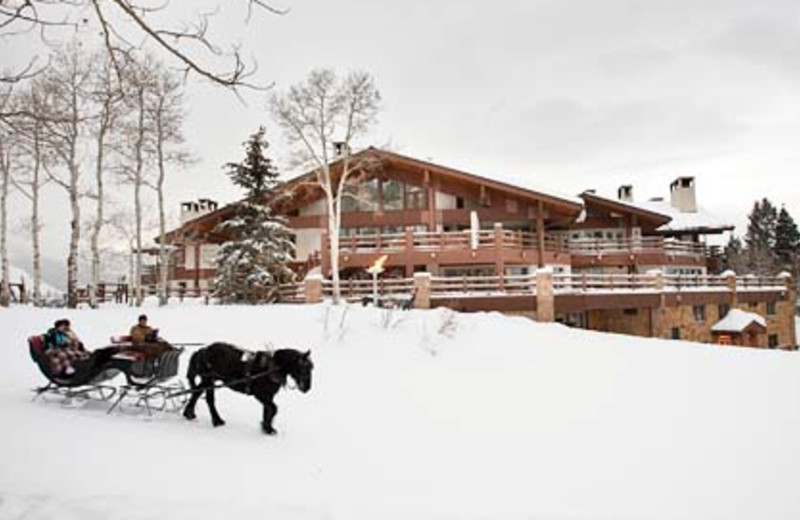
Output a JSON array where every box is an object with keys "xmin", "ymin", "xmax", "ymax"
[{"xmin": 125, "ymin": 314, "xmax": 172, "ymax": 359}]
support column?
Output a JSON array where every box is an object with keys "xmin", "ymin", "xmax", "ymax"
[
  {"xmin": 494, "ymin": 223, "xmax": 505, "ymax": 288},
  {"xmin": 304, "ymin": 274, "xmax": 323, "ymax": 304},
  {"xmin": 413, "ymin": 272, "xmax": 431, "ymax": 310},
  {"xmin": 648, "ymin": 269, "xmax": 665, "ymax": 338},
  {"xmin": 779, "ymin": 272, "xmax": 796, "ymax": 349},
  {"xmin": 535, "ymin": 267, "xmax": 554, "ymax": 322},
  {"xmin": 723, "ymin": 270, "xmax": 738, "ymax": 307},
  {"xmin": 536, "ymin": 200, "xmax": 546, "ymax": 268}
]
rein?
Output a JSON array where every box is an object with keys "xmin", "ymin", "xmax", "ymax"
[{"xmin": 164, "ymin": 367, "xmax": 281, "ymax": 400}]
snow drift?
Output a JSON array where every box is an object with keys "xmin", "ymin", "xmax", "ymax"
[{"xmin": 1, "ymin": 303, "xmax": 799, "ymax": 520}]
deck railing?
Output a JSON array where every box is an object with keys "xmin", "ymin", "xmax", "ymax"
[
  {"xmin": 278, "ymin": 271, "xmax": 790, "ymax": 304},
  {"xmin": 321, "ymin": 277, "xmax": 415, "ymax": 300},
  {"xmin": 334, "ymin": 230, "xmax": 711, "ymax": 259},
  {"xmin": 566, "ymin": 237, "xmax": 707, "ymax": 258}
]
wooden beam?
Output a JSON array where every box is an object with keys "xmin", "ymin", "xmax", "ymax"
[{"xmin": 537, "ymin": 200, "xmax": 546, "ymax": 268}]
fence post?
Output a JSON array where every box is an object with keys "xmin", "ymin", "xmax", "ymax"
[
  {"xmin": 304, "ymin": 275, "xmax": 324, "ymax": 304},
  {"xmin": 535, "ymin": 267, "xmax": 554, "ymax": 322},
  {"xmin": 413, "ymin": 272, "xmax": 431, "ymax": 310}
]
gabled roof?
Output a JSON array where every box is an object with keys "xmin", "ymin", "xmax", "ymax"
[
  {"xmin": 282, "ymin": 147, "xmax": 584, "ymax": 216},
  {"xmin": 711, "ymin": 309, "xmax": 767, "ymax": 333},
  {"xmin": 163, "ymin": 147, "xmax": 585, "ymax": 241},
  {"xmin": 579, "ymin": 191, "xmax": 673, "ymax": 228}
]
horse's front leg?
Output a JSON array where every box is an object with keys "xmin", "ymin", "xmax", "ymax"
[
  {"xmin": 183, "ymin": 377, "xmax": 205, "ymax": 421},
  {"xmin": 261, "ymin": 400, "xmax": 278, "ymax": 435},
  {"xmin": 206, "ymin": 384, "xmax": 225, "ymax": 427}
]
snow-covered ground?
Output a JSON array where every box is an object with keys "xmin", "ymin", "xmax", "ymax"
[{"xmin": 2, "ymin": 304, "xmax": 800, "ymax": 520}]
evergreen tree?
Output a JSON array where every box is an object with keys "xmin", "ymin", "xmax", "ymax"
[
  {"xmin": 744, "ymin": 198, "xmax": 778, "ymax": 275},
  {"xmin": 214, "ymin": 127, "xmax": 295, "ymax": 303},
  {"xmin": 775, "ymin": 206, "xmax": 800, "ymax": 274},
  {"xmin": 722, "ymin": 235, "xmax": 747, "ymax": 274}
]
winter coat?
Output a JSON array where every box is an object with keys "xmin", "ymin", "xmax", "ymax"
[
  {"xmin": 129, "ymin": 324, "xmax": 156, "ymax": 345},
  {"xmin": 44, "ymin": 328, "xmax": 90, "ymax": 375},
  {"xmin": 44, "ymin": 328, "xmax": 71, "ymax": 351}
]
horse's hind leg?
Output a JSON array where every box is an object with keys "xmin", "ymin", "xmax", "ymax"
[
  {"xmin": 261, "ymin": 400, "xmax": 278, "ymax": 435},
  {"xmin": 206, "ymin": 385, "xmax": 225, "ymax": 427}
]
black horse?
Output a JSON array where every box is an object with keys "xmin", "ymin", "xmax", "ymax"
[{"xmin": 182, "ymin": 342, "xmax": 313, "ymax": 434}]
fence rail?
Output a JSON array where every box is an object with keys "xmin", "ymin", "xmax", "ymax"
[{"xmin": 293, "ymin": 273, "xmax": 790, "ymax": 301}]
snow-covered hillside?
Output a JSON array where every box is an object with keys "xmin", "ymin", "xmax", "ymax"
[
  {"xmin": 1, "ymin": 304, "xmax": 799, "ymax": 520},
  {"xmin": 7, "ymin": 264, "xmax": 62, "ymax": 299}
]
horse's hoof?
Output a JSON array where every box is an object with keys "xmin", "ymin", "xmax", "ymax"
[
  {"xmin": 183, "ymin": 410, "xmax": 196, "ymax": 421},
  {"xmin": 212, "ymin": 419, "xmax": 226, "ymax": 427},
  {"xmin": 261, "ymin": 424, "xmax": 277, "ymax": 435}
]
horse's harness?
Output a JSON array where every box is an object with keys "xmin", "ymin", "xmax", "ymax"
[
  {"xmin": 166, "ymin": 350, "xmax": 287, "ymax": 400},
  {"xmin": 239, "ymin": 351, "xmax": 286, "ymax": 395}
]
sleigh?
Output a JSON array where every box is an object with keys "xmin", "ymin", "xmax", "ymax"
[
  {"xmin": 105, "ymin": 336, "xmax": 188, "ymax": 415},
  {"xmin": 30, "ymin": 334, "xmax": 188, "ymax": 415},
  {"xmin": 29, "ymin": 335, "xmax": 120, "ymax": 402}
]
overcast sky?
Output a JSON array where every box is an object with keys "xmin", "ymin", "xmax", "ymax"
[{"xmin": 7, "ymin": 0, "xmax": 800, "ymax": 282}]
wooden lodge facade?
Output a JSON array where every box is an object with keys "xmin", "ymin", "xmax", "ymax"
[{"xmin": 153, "ymin": 148, "xmax": 796, "ymax": 350}]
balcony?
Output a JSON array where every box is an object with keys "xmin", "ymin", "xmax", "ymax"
[
  {"xmin": 324, "ymin": 226, "xmax": 568, "ymax": 274},
  {"xmin": 318, "ymin": 225, "xmax": 717, "ymax": 274},
  {"xmin": 566, "ymin": 236, "xmax": 710, "ymax": 268}
]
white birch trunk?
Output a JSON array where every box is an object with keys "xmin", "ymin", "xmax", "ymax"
[
  {"xmin": 31, "ymin": 122, "xmax": 43, "ymax": 306},
  {"xmin": 155, "ymin": 98, "xmax": 169, "ymax": 306},
  {"xmin": 0, "ymin": 145, "xmax": 10, "ymax": 308},
  {"xmin": 133, "ymin": 87, "xmax": 145, "ymax": 306},
  {"xmin": 66, "ymin": 89, "xmax": 81, "ymax": 309},
  {"xmin": 90, "ymin": 119, "xmax": 108, "ymax": 308}
]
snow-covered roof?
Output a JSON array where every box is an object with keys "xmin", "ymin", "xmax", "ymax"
[
  {"xmin": 711, "ymin": 309, "xmax": 766, "ymax": 333},
  {"xmin": 635, "ymin": 199, "xmax": 734, "ymax": 233}
]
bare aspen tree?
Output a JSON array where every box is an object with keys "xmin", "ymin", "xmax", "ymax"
[
  {"xmin": 0, "ymin": 90, "xmax": 12, "ymax": 307},
  {"xmin": 0, "ymin": 0, "xmax": 284, "ymax": 89},
  {"xmin": 147, "ymin": 65, "xmax": 189, "ymax": 306},
  {"xmin": 87, "ymin": 55, "xmax": 124, "ymax": 308},
  {"xmin": 9, "ymin": 85, "xmax": 50, "ymax": 306},
  {"xmin": 37, "ymin": 43, "xmax": 94, "ymax": 308},
  {"xmin": 118, "ymin": 54, "xmax": 157, "ymax": 306},
  {"xmin": 270, "ymin": 69, "xmax": 381, "ymax": 303}
]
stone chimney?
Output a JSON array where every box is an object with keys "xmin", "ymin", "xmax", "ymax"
[
  {"xmin": 180, "ymin": 199, "xmax": 219, "ymax": 224},
  {"xmin": 670, "ymin": 177, "xmax": 697, "ymax": 213},
  {"xmin": 617, "ymin": 185, "xmax": 633, "ymax": 203}
]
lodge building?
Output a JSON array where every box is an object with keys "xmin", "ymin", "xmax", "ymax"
[{"xmin": 153, "ymin": 148, "xmax": 796, "ymax": 350}]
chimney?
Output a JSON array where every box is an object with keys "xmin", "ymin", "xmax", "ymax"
[
  {"xmin": 617, "ymin": 185, "xmax": 633, "ymax": 203},
  {"xmin": 180, "ymin": 198, "xmax": 218, "ymax": 224},
  {"xmin": 333, "ymin": 141, "xmax": 351, "ymax": 158},
  {"xmin": 670, "ymin": 177, "xmax": 697, "ymax": 213}
]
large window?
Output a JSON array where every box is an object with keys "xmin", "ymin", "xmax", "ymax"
[
  {"xmin": 382, "ymin": 179, "xmax": 404, "ymax": 211},
  {"xmin": 406, "ymin": 183, "xmax": 427, "ymax": 210},
  {"xmin": 341, "ymin": 178, "xmax": 379, "ymax": 212}
]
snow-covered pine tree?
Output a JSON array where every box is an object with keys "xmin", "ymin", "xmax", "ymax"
[
  {"xmin": 745, "ymin": 198, "xmax": 778, "ymax": 275},
  {"xmin": 775, "ymin": 206, "xmax": 800, "ymax": 275},
  {"xmin": 214, "ymin": 127, "xmax": 295, "ymax": 303}
]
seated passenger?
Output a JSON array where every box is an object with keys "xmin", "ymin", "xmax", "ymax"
[
  {"xmin": 127, "ymin": 314, "xmax": 171, "ymax": 358},
  {"xmin": 44, "ymin": 319, "xmax": 90, "ymax": 376}
]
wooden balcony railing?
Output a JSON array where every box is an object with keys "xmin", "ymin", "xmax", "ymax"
[
  {"xmin": 333, "ymin": 230, "xmax": 711, "ymax": 261},
  {"xmin": 566, "ymin": 237, "xmax": 707, "ymax": 258}
]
